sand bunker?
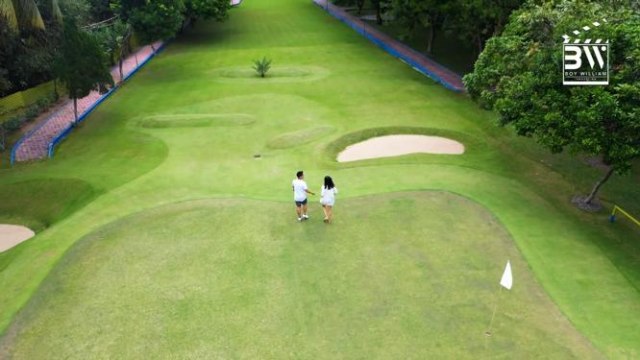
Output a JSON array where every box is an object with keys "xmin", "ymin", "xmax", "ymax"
[
  {"xmin": 338, "ymin": 135, "xmax": 464, "ymax": 162},
  {"xmin": 0, "ymin": 224, "xmax": 35, "ymax": 252}
]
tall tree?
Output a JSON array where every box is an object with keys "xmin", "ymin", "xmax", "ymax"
[
  {"xmin": 332, "ymin": 0, "xmax": 365, "ymax": 14},
  {"xmin": 87, "ymin": 0, "xmax": 113, "ymax": 21},
  {"xmin": 370, "ymin": 0, "xmax": 390, "ymax": 25},
  {"xmin": 448, "ymin": 0, "xmax": 523, "ymax": 55},
  {"xmin": 183, "ymin": 0, "xmax": 229, "ymax": 24},
  {"xmin": 389, "ymin": 0, "xmax": 447, "ymax": 54},
  {"xmin": 57, "ymin": 0, "xmax": 91, "ymax": 25},
  {"xmin": 35, "ymin": 0, "xmax": 64, "ymax": 24},
  {"xmin": 9, "ymin": 0, "xmax": 45, "ymax": 31},
  {"xmin": 0, "ymin": 14, "xmax": 19, "ymax": 95},
  {"xmin": 55, "ymin": 18, "xmax": 113, "ymax": 123},
  {"xmin": 0, "ymin": 0, "xmax": 19, "ymax": 30},
  {"xmin": 127, "ymin": 0, "xmax": 185, "ymax": 47},
  {"xmin": 464, "ymin": 1, "xmax": 640, "ymax": 209},
  {"xmin": 92, "ymin": 19, "xmax": 131, "ymax": 82}
]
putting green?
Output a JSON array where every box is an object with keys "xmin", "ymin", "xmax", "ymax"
[{"xmin": 0, "ymin": 193, "xmax": 600, "ymax": 358}]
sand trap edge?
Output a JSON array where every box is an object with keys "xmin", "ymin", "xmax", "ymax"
[
  {"xmin": 338, "ymin": 135, "xmax": 465, "ymax": 162},
  {"xmin": 0, "ymin": 224, "xmax": 35, "ymax": 252}
]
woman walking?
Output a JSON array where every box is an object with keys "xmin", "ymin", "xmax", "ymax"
[{"xmin": 320, "ymin": 176, "xmax": 338, "ymax": 223}]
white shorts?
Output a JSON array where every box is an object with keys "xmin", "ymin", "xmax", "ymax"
[{"xmin": 321, "ymin": 199, "xmax": 335, "ymax": 206}]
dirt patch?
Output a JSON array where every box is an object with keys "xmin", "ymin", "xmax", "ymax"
[
  {"xmin": 0, "ymin": 224, "xmax": 35, "ymax": 252},
  {"xmin": 337, "ymin": 135, "xmax": 464, "ymax": 162}
]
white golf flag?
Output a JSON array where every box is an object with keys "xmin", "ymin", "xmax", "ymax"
[{"xmin": 500, "ymin": 261, "xmax": 513, "ymax": 290}]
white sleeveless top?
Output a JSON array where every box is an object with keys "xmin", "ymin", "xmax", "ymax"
[{"xmin": 320, "ymin": 187, "xmax": 338, "ymax": 205}]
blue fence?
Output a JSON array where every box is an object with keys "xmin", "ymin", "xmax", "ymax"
[
  {"xmin": 313, "ymin": 1, "xmax": 464, "ymax": 93},
  {"xmin": 10, "ymin": 42, "xmax": 167, "ymax": 165},
  {"xmin": 47, "ymin": 42, "xmax": 167, "ymax": 160},
  {"xmin": 10, "ymin": 104, "xmax": 57, "ymax": 165},
  {"xmin": 46, "ymin": 86, "xmax": 117, "ymax": 158}
]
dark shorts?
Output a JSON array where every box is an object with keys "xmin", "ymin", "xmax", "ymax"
[{"xmin": 295, "ymin": 198, "xmax": 308, "ymax": 206}]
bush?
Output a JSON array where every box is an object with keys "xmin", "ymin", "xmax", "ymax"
[
  {"xmin": 253, "ymin": 57, "xmax": 272, "ymax": 78},
  {"xmin": 36, "ymin": 96, "xmax": 51, "ymax": 109},
  {"xmin": 0, "ymin": 92, "xmax": 58, "ymax": 152},
  {"xmin": 2, "ymin": 116, "xmax": 24, "ymax": 132}
]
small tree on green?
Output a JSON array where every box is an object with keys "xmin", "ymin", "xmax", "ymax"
[
  {"xmin": 55, "ymin": 18, "xmax": 113, "ymax": 123},
  {"xmin": 253, "ymin": 57, "xmax": 271, "ymax": 78}
]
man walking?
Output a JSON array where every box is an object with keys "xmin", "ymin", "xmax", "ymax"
[{"xmin": 292, "ymin": 170, "xmax": 315, "ymax": 221}]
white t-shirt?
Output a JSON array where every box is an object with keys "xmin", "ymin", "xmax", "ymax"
[
  {"xmin": 292, "ymin": 179, "xmax": 308, "ymax": 201},
  {"xmin": 320, "ymin": 187, "xmax": 338, "ymax": 205}
]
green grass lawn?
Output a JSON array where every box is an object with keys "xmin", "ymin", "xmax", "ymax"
[
  {"xmin": 0, "ymin": 0, "xmax": 638, "ymax": 358},
  {"xmin": 0, "ymin": 195, "xmax": 600, "ymax": 358}
]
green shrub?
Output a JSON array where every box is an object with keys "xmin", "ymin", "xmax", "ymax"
[
  {"xmin": 2, "ymin": 116, "xmax": 24, "ymax": 132},
  {"xmin": 36, "ymin": 96, "xmax": 51, "ymax": 109},
  {"xmin": 24, "ymin": 106, "xmax": 39, "ymax": 119},
  {"xmin": 252, "ymin": 57, "xmax": 272, "ymax": 78},
  {"xmin": 0, "ymin": 92, "xmax": 58, "ymax": 152}
]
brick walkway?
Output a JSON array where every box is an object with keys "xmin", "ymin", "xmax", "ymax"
[
  {"xmin": 313, "ymin": 0, "xmax": 465, "ymax": 92},
  {"xmin": 12, "ymin": 41, "xmax": 163, "ymax": 163}
]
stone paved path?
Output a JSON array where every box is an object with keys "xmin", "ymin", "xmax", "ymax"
[
  {"xmin": 12, "ymin": 42, "xmax": 163, "ymax": 163},
  {"xmin": 313, "ymin": 0, "xmax": 465, "ymax": 92}
]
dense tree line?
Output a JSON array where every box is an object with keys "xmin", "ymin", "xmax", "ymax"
[
  {"xmin": 0, "ymin": 0, "xmax": 230, "ymax": 98},
  {"xmin": 465, "ymin": 0, "xmax": 639, "ymax": 208},
  {"xmin": 332, "ymin": 0, "xmax": 523, "ymax": 54},
  {"xmin": 332, "ymin": 0, "xmax": 639, "ymax": 207}
]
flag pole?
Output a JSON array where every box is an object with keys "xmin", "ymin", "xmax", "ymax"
[
  {"xmin": 485, "ymin": 286, "xmax": 503, "ymax": 336},
  {"xmin": 486, "ymin": 260, "xmax": 512, "ymax": 336}
]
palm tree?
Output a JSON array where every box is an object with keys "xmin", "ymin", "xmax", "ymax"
[
  {"xmin": 0, "ymin": 0, "xmax": 19, "ymax": 29},
  {"xmin": 0, "ymin": 0, "xmax": 45, "ymax": 32},
  {"xmin": 51, "ymin": 0, "xmax": 63, "ymax": 24}
]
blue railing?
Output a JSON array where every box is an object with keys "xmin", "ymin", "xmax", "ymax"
[
  {"xmin": 10, "ymin": 42, "xmax": 167, "ymax": 165},
  {"xmin": 47, "ymin": 86, "xmax": 117, "ymax": 158},
  {"xmin": 313, "ymin": 1, "xmax": 464, "ymax": 93},
  {"xmin": 47, "ymin": 42, "xmax": 167, "ymax": 159}
]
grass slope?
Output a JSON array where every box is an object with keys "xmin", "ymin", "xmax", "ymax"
[
  {"xmin": 0, "ymin": 0, "xmax": 638, "ymax": 358},
  {"xmin": 0, "ymin": 194, "xmax": 601, "ymax": 358}
]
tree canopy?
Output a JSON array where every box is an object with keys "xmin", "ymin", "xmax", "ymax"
[
  {"xmin": 184, "ymin": 0, "xmax": 229, "ymax": 23},
  {"xmin": 128, "ymin": 0, "xmax": 185, "ymax": 45},
  {"xmin": 55, "ymin": 18, "xmax": 113, "ymax": 122},
  {"xmin": 464, "ymin": 1, "xmax": 640, "ymax": 207},
  {"xmin": 113, "ymin": 0, "xmax": 230, "ymax": 46}
]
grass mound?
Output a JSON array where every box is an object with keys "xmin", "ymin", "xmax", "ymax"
[
  {"xmin": 0, "ymin": 179, "xmax": 97, "ymax": 232},
  {"xmin": 0, "ymin": 193, "xmax": 599, "ymax": 358},
  {"xmin": 135, "ymin": 114, "xmax": 256, "ymax": 128},
  {"xmin": 267, "ymin": 126, "xmax": 335, "ymax": 149},
  {"xmin": 210, "ymin": 66, "xmax": 330, "ymax": 83}
]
